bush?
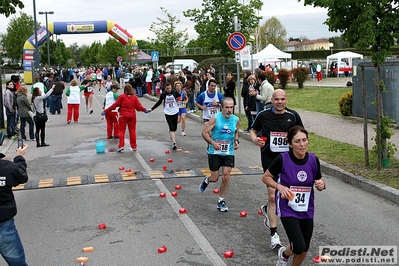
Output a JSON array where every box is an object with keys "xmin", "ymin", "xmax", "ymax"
[
  {"xmin": 277, "ymin": 68, "xmax": 289, "ymax": 89},
  {"xmin": 338, "ymin": 91, "xmax": 352, "ymax": 116},
  {"xmin": 264, "ymin": 70, "xmax": 275, "ymax": 85},
  {"xmin": 290, "ymin": 67, "xmax": 309, "ymax": 89}
]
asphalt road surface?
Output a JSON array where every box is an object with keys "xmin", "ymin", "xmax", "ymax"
[{"xmin": 4, "ymin": 92, "xmax": 398, "ymax": 266}]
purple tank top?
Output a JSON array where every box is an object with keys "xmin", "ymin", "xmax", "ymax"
[{"xmin": 276, "ymin": 152, "xmax": 318, "ymax": 219}]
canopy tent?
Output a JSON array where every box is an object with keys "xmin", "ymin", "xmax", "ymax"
[
  {"xmin": 326, "ymin": 51, "xmax": 363, "ymax": 77},
  {"xmin": 252, "ymin": 44, "xmax": 292, "ymax": 60},
  {"xmin": 131, "ymin": 50, "xmax": 152, "ymax": 63}
]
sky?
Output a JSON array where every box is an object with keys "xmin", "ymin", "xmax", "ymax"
[{"xmin": 0, "ymin": 0, "xmax": 340, "ymax": 47}]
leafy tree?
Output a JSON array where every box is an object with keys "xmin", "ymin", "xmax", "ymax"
[
  {"xmin": 4, "ymin": 12, "xmax": 39, "ymax": 64},
  {"xmin": 149, "ymin": 7, "xmax": 188, "ymax": 59},
  {"xmin": 258, "ymin": 17, "xmax": 287, "ymax": 49},
  {"xmin": 0, "ymin": 0, "xmax": 24, "ymax": 17},
  {"xmin": 328, "ymin": 36, "xmax": 347, "ymax": 49},
  {"xmin": 184, "ymin": 0, "xmax": 263, "ymax": 57},
  {"xmin": 136, "ymin": 39, "xmax": 156, "ymax": 51},
  {"xmin": 303, "ymin": 0, "xmax": 399, "ymax": 168},
  {"xmin": 99, "ymin": 38, "xmax": 126, "ymax": 65}
]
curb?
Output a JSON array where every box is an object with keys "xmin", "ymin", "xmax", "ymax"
[{"xmin": 144, "ymin": 93, "xmax": 399, "ymax": 206}]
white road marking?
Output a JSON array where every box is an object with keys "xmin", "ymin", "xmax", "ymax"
[{"xmin": 133, "ymin": 150, "xmax": 226, "ymax": 266}]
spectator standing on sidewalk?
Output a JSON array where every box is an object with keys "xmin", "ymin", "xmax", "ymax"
[
  {"xmin": 249, "ymin": 73, "xmax": 274, "ymax": 113},
  {"xmin": 223, "ymin": 72, "xmax": 236, "ymax": 112},
  {"xmin": 250, "ymin": 89, "xmax": 304, "ymax": 251},
  {"xmin": 0, "ymin": 144, "xmax": 29, "ymax": 266},
  {"xmin": 199, "ymin": 97, "xmax": 240, "ymax": 212},
  {"xmin": 32, "ymin": 85, "xmax": 54, "ymax": 147},
  {"xmin": 316, "ymin": 61, "xmax": 323, "ymax": 81},
  {"xmin": 4, "ymin": 81, "xmax": 18, "ymax": 140},
  {"xmin": 16, "ymin": 86, "xmax": 35, "ymax": 141}
]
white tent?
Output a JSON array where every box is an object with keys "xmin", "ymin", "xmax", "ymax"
[
  {"xmin": 252, "ymin": 44, "xmax": 292, "ymax": 60},
  {"xmin": 326, "ymin": 51, "xmax": 363, "ymax": 77}
]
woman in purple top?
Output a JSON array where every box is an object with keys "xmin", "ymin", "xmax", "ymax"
[{"xmin": 262, "ymin": 126, "xmax": 326, "ymax": 266}]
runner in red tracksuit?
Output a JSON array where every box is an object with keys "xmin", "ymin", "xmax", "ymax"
[{"xmin": 104, "ymin": 84, "xmax": 150, "ymax": 152}]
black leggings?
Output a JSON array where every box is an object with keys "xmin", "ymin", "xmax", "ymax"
[
  {"xmin": 165, "ymin": 113, "xmax": 178, "ymax": 132},
  {"xmin": 281, "ymin": 217, "xmax": 313, "ymax": 255},
  {"xmin": 35, "ymin": 120, "xmax": 46, "ymax": 144}
]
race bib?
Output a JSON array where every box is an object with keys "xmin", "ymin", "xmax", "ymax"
[
  {"xmin": 270, "ymin": 132, "xmax": 288, "ymax": 152},
  {"xmin": 178, "ymin": 100, "xmax": 185, "ymax": 107},
  {"xmin": 288, "ymin": 186, "xmax": 311, "ymax": 212},
  {"xmin": 87, "ymin": 87, "xmax": 93, "ymax": 92},
  {"xmin": 165, "ymin": 95, "xmax": 175, "ymax": 108},
  {"xmin": 208, "ymin": 106, "xmax": 219, "ymax": 115},
  {"xmin": 213, "ymin": 140, "xmax": 230, "ymax": 155}
]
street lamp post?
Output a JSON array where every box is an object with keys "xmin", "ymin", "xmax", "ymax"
[
  {"xmin": 329, "ymin": 42, "xmax": 334, "ymax": 55},
  {"xmin": 39, "ymin": 11, "xmax": 54, "ymax": 67}
]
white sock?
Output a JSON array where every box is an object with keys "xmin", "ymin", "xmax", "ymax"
[{"xmin": 218, "ymin": 197, "xmax": 224, "ymax": 202}]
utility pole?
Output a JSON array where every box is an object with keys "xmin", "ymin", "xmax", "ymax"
[{"xmin": 234, "ymin": 16, "xmax": 242, "ymax": 120}]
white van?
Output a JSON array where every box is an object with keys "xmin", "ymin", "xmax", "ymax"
[{"xmin": 165, "ymin": 59, "xmax": 198, "ymax": 72}]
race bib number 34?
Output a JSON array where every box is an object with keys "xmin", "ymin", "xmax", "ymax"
[
  {"xmin": 270, "ymin": 132, "xmax": 288, "ymax": 152},
  {"xmin": 288, "ymin": 186, "xmax": 311, "ymax": 212}
]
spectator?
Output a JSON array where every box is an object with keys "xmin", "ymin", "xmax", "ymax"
[{"xmin": 0, "ymin": 144, "xmax": 29, "ymax": 265}]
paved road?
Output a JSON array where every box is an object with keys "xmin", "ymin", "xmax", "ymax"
[{"xmin": 0, "ymin": 91, "xmax": 397, "ymax": 265}]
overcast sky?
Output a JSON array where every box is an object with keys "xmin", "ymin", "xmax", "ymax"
[{"xmin": 1, "ymin": 0, "xmax": 340, "ymax": 47}]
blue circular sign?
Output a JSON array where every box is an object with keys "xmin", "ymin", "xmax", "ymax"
[{"xmin": 227, "ymin": 32, "xmax": 247, "ymax": 51}]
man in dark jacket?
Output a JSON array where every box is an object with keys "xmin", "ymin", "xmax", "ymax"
[
  {"xmin": 0, "ymin": 144, "xmax": 29, "ymax": 265},
  {"xmin": 50, "ymin": 77, "xmax": 65, "ymax": 115}
]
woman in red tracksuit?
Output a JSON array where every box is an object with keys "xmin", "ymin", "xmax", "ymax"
[{"xmin": 104, "ymin": 84, "xmax": 150, "ymax": 152}]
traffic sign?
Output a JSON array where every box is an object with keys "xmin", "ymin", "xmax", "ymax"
[
  {"xmin": 235, "ymin": 51, "xmax": 240, "ymax": 63},
  {"xmin": 151, "ymin": 51, "xmax": 159, "ymax": 62},
  {"xmin": 227, "ymin": 32, "xmax": 247, "ymax": 51},
  {"xmin": 117, "ymin": 56, "xmax": 123, "ymax": 62}
]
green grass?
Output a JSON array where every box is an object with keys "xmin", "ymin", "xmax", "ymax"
[{"xmin": 284, "ymin": 87, "xmax": 351, "ymax": 116}]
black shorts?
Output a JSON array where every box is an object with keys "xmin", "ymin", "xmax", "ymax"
[
  {"xmin": 280, "ymin": 217, "xmax": 314, "ymax": 255},
  {"xmin": 165, "ymin": 113, "xmax": 178, "ymax": 132},
  {"xmin": 208, "ymin": 154, "xmax": 235, "ymax": 171}
]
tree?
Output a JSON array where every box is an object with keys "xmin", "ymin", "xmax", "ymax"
[
  {"xmin": 4, "ymin": 12, "xmax": 38, "ymax": 64},
  {"xmin": 136, "ymin": 39, "xmax": 156, "ymax": 51},
  {"xmin": 99, "ymin": 38, "xmax": 127, "ymax": 65},
  {"xmin": 184, "ymin": 0, "xmax": 263, "ymax": 57},
  {"xmin": 258, "ymin": 17, "xmax": 287, "ymax": 50},
  {"xmin": 0, "ymin": 0, "xmax": 24, "ymax": 17},
  {"xmin": 149, "ymin": 7, "xmax": 188, "ymax": 58},
  {"xmin": 303, "ymin": 0, "xmax": 399, "ymax": 169}
]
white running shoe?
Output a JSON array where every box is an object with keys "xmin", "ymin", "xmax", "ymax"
[
  {"xmin": 276, "ymin": 247, "xmax": 289, "ymax": 266},
  {"xmin": 180, "ymin": 132, "xmax": 186, "ymax": 136},
  {"xmin": 260, "ymin": 205, "xmax": 270, "ymax": 228},
  {"xmin": 172, "ymin": 142, "xmax": 177, "ymax": 150},
  {"xmin": 271, "ymin": 233, "xmax": 283, "ymax": 249}
]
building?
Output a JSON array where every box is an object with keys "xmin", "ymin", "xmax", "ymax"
[{"xmin": 286, "ymin": 38, "xmax": 330, "ymax": 51}]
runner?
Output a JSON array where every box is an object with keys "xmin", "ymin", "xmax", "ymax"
[
  {"xmin": 149, "ymin": 82, "xmax": 180, "ymax": 150},
  {"xmin": 174, "ymin": 81, "xmax": 188, "ymax": 136},
  {"xmin": 199, "ymin": 97, "xmax": 240, "ymax": 212},
  {"xmin": 96, "ymin": 68, "xmax": 103, "ymax": 91},
  {"xmin": 81, "ymin": 74, "xmax": 94, "ymax": 114},
  {"xmin": 195, "ymin": 79, "xmax": 224, "ymax": 123},
  {"xmin": 262, "ymin": 126, "xmax": 326, "ymax": 266},
  {"xmin": 250, "ymin": 89, "xmax": 304, "ymax": 250}
]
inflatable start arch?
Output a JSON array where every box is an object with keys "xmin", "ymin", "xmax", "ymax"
[{"xmin": 23, "ymin": 20, "xmax": 137, "ymax": 84}]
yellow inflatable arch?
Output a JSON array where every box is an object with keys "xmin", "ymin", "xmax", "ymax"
[{"xmin": 23, "ymin": 20, "xmax": 137, "ymax": 84}]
